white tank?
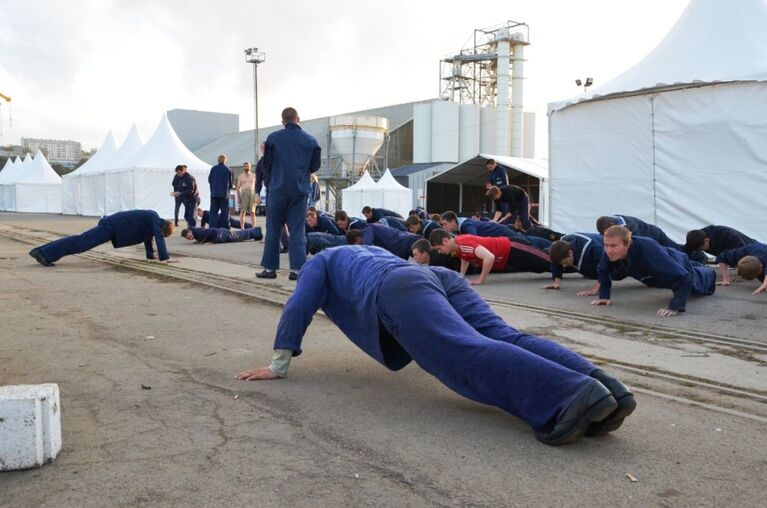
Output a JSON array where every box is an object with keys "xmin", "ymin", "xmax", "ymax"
[
  {"xmin": 480, "ymin": 106, "xmax": 497, "ymax": 154},
  {"xmin": 412, "ymin": 103, "xmax": 432, "ymax": 163},
  {"xmin": 459, "ymin": 104, "xmax": 480, "ymax": 161},
  {"xmin": 431, "ymin": 100, "xmax": 459, "ymax": 163},
  {"xmin": 329, "ymin": 115, "xmax": 388, "ymax": 176}
]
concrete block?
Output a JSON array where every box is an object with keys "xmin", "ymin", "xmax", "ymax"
[{"xmin": 0, "ymin": 384, "xmax": 62, "ymax": 471}]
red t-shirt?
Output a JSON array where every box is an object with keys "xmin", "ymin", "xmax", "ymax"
[{"xmin": 455, "ymin": 235, "xmax": 511, "ymax": 271}]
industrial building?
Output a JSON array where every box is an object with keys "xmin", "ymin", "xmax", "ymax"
[{"xmin": 193, "ymin": 21, "xmax": 547, "ymax": 217}]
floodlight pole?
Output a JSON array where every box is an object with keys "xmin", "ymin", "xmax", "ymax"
[{"xmin": 245, "ymin": 48, "xmax": 266, "ymax": 164}]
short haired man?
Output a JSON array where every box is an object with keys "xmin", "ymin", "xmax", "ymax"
[
  {"xmin": 593, "ymin": 226, "xmax": 716, "ymax": 317},
  {"xmin": 305, "ymin": 210, "xmax": 341, "ymax": 235},
  {"xmin": 411, "ymin": 238, "xmax": 480, "ymax": 274},
  {"xmin": 429, "ymin": 229, "xmax": 550, "ymax": 286},
  {"xmin": 486, "ymin": 185, "xmax": 532, "ymax": 230},
  {"xmin": 235, "ymin": 246, "xmax": 635, "ymax": 445},
  {"xmin": 714, "ymin": 242, "xmax": 767, "ymax": 295},
  {"xmin": 334, "ymin": 210, "xmax": 367, "ymax": 233},
  {"xmin": 440, "ymin": 211, "xmax": 539, "ymax": 247},
  {"xmin": 258, "ymin": 107, "xmax": 322, "ymax": 280},
  {"xmin": 485, "ymin": 159, "xmax": 510, "ymax": 187},
  {"xmin": 404, "ymin": 215, "xmax": 443, "ymax": 238},
  {"xmin": 181, "ymin": 226, "xmax": 263, "ymax": 244},
  {"xmin": 208, "ymin": 154, "xmax": 233, "ymax": 229},
  {"xmin": 29, "ymin": 210, "xmax": 177, "ymax": 266},
  {"xmin": 685, "ymin": 225, "xmax": 757, "ymax": 264},
  {"xmin": 361, "ymin": 206, "xmax": 403, "ymax": 224},
  {"xmin": 543, "ymin": 233, "xmax": 604, "ymax": 296},
  {"xmin": 596, "ymin": 215, "xmax": 682, "ymax": 251}
]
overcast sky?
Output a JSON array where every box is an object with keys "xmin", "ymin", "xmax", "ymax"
[{"xmin": 0, "ymin": 0, "xmax": 689, "ymax": 153}]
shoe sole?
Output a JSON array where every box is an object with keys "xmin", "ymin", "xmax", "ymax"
[
  {"xmin": 585, "ymin": 394, "xmax": 637, "ymax": 437},
  {"xmin": 537, "ymin": 395, "xmax": 618, "ymax": 446}
]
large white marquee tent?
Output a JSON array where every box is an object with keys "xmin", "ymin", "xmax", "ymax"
[
  {"xmin": 62, "ymin": 130, "xmax": 118, "ymax": 215},
  {"xmin": 68, "ymin": 115, "xmax": 212, "ymax": 219},
  {"xmin": 547, "ymin": 0, "xmax": 767, "ymax": 240}
]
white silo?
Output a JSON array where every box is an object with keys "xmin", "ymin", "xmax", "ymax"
[
  {"xmin": 412, "ymin": 103, "xmax": 432, "ymax": 163},
  {"xmin": 459, "ymin": 104, "xmax": 480, "ymax": 161},
  {"xmin": 329, "ymin": 115, "xmax": 388, "ymax": 177},
  {"xmin": 480, "ymin": 106, "xmax": 497, "ymax": 154},
  {"xmin": 431, "ymin": 100, "xmax": 459, "ymax": 162}
]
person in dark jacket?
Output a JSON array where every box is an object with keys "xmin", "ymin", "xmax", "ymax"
[
  {"xmin": 171, "ymin": 164, "xmax": 199, "ymax": 227},
  {"xmin": 305, "ymin": 209, "xmax": 341, "ymax": 235},
  {"xmin": 334, "ymin": 210, "xmax": 367, "ymax": 233},
  {"xmin": 257, "ymin": 108, "xmax": 322, "ymax": 280},
  {"xmin": 404, "ymin": 215, "xmax": 443, "ymax": 238},
  {"xmin": 485, "ymin": 159, "xmax": 510, "ymax": 187},
  {"xmin": 306, "ymin": 232, "xmax": 347, "ymax": 255},
  {"xmin": 361, "ymin": 206, "xmax": 403, "ymax": 223},
  {"xmin": 181, "ymin": 227, "xmax": 262, "ymax": 244},
  {"xmin": 208, "ymin": 154, "xmax": 233, "ymax": 229},
  {"xmin": 439, "ymin": 211, "xmax": 541, "ymax": 247},
  {"xmin": 29, "ymin": 210, "xmax": 176, "ymax": 266},
  {"xmin": 715, "ymin": 242, "xmax": 767, "ymax": 295},
  {"xmin": 235, "ymin": 246, "xmax": 635, "ymax": 445},
  {"xmin": 347, "ymin": 224, "xmax": 421, "ymax": 260},
  {"xmin": 596, "ymin": 215, "xmax": 682, "ymax": 251},
  {"xmin": 593, "ymin": 226, "xmax": 716, "ymax": 316},
  {"xmin": 543, "ymin": 233, "xmax": 604, "ymax": 296},
  {"xmin": 685, "ymin": 225, "xmax": 758, "ymax": 264},
  {"xmin": 486, "ymin": 185, "xmax": 532, "ymax": 230}
]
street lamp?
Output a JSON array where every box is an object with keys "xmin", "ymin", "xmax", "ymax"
[
  {"xmin": 575, "ymin": 77, "xmax": 594, "ymax": 93},
  {"xmin": 244, "ymin": 47, "xmax": 266, "ymax": 164}
]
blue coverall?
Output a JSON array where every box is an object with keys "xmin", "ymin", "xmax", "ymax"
[
  {"xmin": 260, "ymin": 123, "xmax": 321, "ymax": 272},
  {"xmin": 687, "ymin": 225, "xmax": 757, "ymax": 264},
  {"xmin": 715, "ymin": 242, "xmax": 767, "ymax": 281},
  {"xmin": 598, "ymin": 236, "xmax": 716, "ymax": 311},
  {"xmin": 551, "ymin": 233, "xmax": 604, "ymax": 281},
  {"xmin": 39, "ymin": 210, "xmax": 169, "ymax": 263},
  {"xmin": 190, "ymin": 227, "xmax": 262, "ymax": 243},
  {"xmin": 208, "ymin": 162, "xmax": 233, "ymax": 228},
  {"xmin": 610, "ymin": 215, "xmax": 682, "ymax": 251},
  {"xmin": 272, "ymin": 246, "xmax": 599, "ymax": 432},
  {"xmin": 361, "ymin": 224, "xmax": 421, "ymax": 260}
]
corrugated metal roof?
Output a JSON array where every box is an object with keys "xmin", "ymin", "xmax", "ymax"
[{"xmin": 390, "ymin": 162, "xmax": 444, "ymax": 177}]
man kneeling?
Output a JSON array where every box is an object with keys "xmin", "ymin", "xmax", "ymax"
[{"xmin": 235, "ymin": 246, "xmax": 636, "ymax": 446}]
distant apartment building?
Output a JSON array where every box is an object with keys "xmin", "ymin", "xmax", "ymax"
[{"xmin": 21, "ymin": 137, "xmax": 82, "ymax": 163}]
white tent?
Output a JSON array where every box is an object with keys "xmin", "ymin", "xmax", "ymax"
[
  {"xmin": 341, "ymin": 171, "xmax": 378, "ymax": 217},
  {"xmin": 62, "ymin": 131, "xmax": 118, "ymax": 215},
  {"xmin": 548, "ymin": 0, "xmax": 767, "ymax": 240},
  {"xmin": 100, "ymin": 114, "xmax": 212, "ymax": 218},
  {"xmin": 375, "ymin": 169, "xmax": 413, "ymax": 217},
  {"xmin": 80, "ymin": 124, "xmax": 144, "ymax": 216},
  {"xmin": 12, "ymin": 149, "xmax": 62, "ymax": 213},
  {"xmin": 0, "ymin": 153, "xmax": 32, "ymax": 211},
  {"xmin": 0, "ymin": 157, "xmax": 16, "ymax": 210}
]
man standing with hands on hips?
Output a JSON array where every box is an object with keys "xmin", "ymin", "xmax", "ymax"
[{"xmin": 257, "ymin": 107, "xmax": 321, "ymax": 281}]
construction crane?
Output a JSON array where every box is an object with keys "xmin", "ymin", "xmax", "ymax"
[{"xmin": 0, "ymin": 92, "xmax": 12, "ymax": 137}]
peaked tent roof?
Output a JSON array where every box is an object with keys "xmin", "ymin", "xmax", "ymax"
[
  {"xmin": 73, "ymin": 130, "xmax": 119, "ymax": 176},
  {"xmin": 427, "ymin": 154, "xmax": 548, "ymax": 186},
  {"xmin": 376, "ymin": 169, "xmax": 410, "ymax": 191},
  {"xmin": 119, "ymin": 114, "xmax": 210, "ymax": 172},
  {"xmin": 102, "ymin": 123, "xmax": 145, "ymax": 171},
  {"xmin": 14, "ymin": 149, "xmax": 62, "ymax": 184},
  {"xmin": 0, "ymin": 153, "xmax": 31, "ymax": 184},
  {"xmin": 344, "ymin": 170, "xmax": 377, "ymax": 191},
  {"xmin": 1, "ymin": 157, "xmax": 13, "ymax": 173},
  {"xmin": 550, "ymin": 0, "xmax": 767, "ymax": 112}
]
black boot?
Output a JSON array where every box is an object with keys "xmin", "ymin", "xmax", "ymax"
[
  {"xmin": 585, "ymin": 369, "xmax": 637, "ymax": 437},
  {"xmin": 536, "ymin": 380, "xmax": 617, "ymax": 446}
]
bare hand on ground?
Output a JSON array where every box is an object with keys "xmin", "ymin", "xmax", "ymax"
[
  {"xmin": 657, "ymin": 308, "xmax": 679, "ymax": 317},
  {"xmin": 577, "ymin": 288, "xmax": 598, "ymax": 297},
  {"xmin": 716, "ymin": 280, "xmax": 730, "ymax": 286},
  {"xmin": 591, "ymin": 298, "xmax": 611, "ymax": 306},
  {"xmin": 235, "ymin": 367, "xmax": 279, "ymax": 381}
]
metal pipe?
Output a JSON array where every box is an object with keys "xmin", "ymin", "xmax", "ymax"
[{"xmin": 511, "ymin": 44, "xmax": 525, "ymax": 157}]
